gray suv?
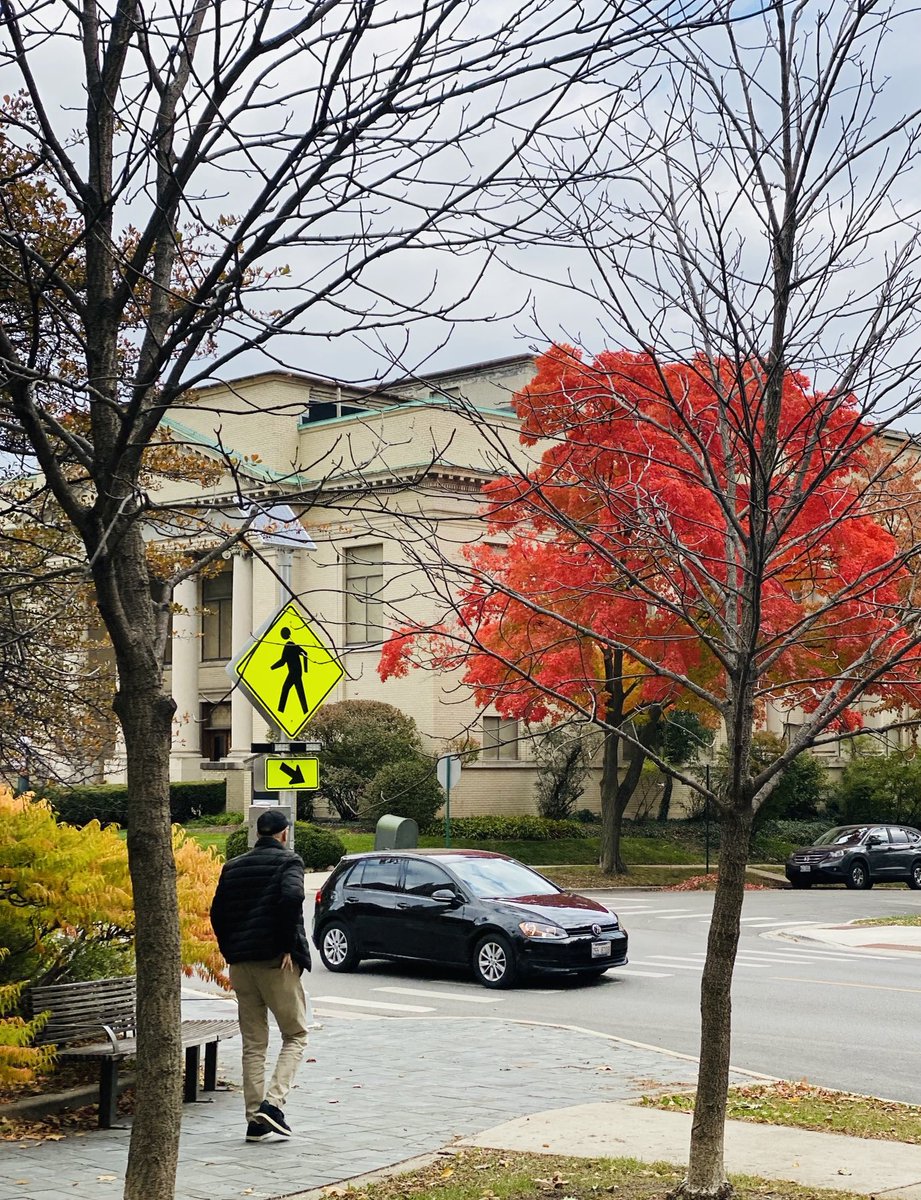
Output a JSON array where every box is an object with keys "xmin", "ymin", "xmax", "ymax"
[{"xmin": 785, "ymin": 824, "xmax": 921, "ymax": 890}]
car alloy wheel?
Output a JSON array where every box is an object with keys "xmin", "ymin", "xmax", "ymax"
[
  {"xmin": 908, "ymin": 861, "xmax": 921, "ymax": 890},
  {"xmin": 473, "ymin": 933, "xmax": 517, "ymax": 989},
  {"xmin": 845, "ymin": 860, "xmax": 872, "ymax": 890},
  {"xmin": 320, "ymin": 921, "xmax": 360, "ymax": 972}
]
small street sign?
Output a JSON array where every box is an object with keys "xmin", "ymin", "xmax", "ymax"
[
  {"xmin": 436, "ymin": 755, "xmax": 462, "ymax": 791},
  {"xmin": 228, "ymin": 600, "xmax": 344, "ymax": 739},
  {"xmin": 258, "ymin": 755, "xmax": 320, "ymax": 792}
]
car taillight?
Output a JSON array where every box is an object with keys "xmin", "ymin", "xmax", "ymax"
[{"xmin": 315, "ymin": 889, "xmax": 324, "ymax": 904}]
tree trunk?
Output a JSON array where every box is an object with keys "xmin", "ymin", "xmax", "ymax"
[
  {"xmin": 115, "ymin": 675, "xmax": 182, "ymax": 1200},
  {"xmin": 598, "ymin": 726, "xmax": 623, "ymax": 873},
  {"xmin": 657, "ymin": 774, "xmax": 674, "ymax": 822},
  {"xmin": 673, "ymin": 805, "xmax": 753, "ymax": 1200},
  {"xmin": 90, "ymin": 528, "xmax": 183, "ymax": 1200}
]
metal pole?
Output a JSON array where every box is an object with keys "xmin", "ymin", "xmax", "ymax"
[
  {"xmin": 444, "ymin": 776, "xmax": 451, "ymax": 848},
  {"xmin": 705, "ymin": 763, "xmax": 711, "ymax": 873}
]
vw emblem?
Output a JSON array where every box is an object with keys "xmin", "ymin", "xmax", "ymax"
[{"xmin": 591, "ymin": 923, "xmax": 602, "ymax": 937}]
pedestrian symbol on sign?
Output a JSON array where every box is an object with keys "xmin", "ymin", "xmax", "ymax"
[{"xmin": 272, "ymin": 626, "xmax": 310, "ymax": 714}]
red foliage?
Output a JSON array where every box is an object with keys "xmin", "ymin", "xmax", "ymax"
[{"xmin": 380, "ymin": 346, "xmax": 921, "ymax": 728}]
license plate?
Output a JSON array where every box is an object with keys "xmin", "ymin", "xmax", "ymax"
[
  {"xmin": 591, "ymin": 941, "xmax": 611, "ymax": 958},
  {"xmin": 800, "ymin": 865, "xmax": 811, "ymax": 873}
]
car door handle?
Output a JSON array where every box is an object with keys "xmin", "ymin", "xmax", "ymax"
[
  {"xmin": 397, "ymin": 901, "xmax": 410, "ymax": 909},
  {"xmin": 345, "ymin": 897, "xmax": 359, "ymax": 904}
]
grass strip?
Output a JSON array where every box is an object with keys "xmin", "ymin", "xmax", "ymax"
[
  {"xmin": 853, "ymin": 914, "xmax": 921, "ymax": 927},
  {"xmin": 323, "ymin": 1146, "xmax": 862, "ymax": 1200},
  {"xmin": 642, "ymin": 1081, "xmax": 921, "ymax": 1143}
]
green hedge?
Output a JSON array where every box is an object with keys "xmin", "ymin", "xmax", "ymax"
[
  {"xmin": 48, "ymin": 781, "xmax": 226, "ymax": 828},
  {"xmin": 424, "ymin": 815, "xmax": 592, "ymax": 841},
  {"xmin": 225, "ymin": 822, "xmax": 347, "ymax": 870}
]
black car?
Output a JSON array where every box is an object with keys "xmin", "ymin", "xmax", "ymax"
[
  {"xmin": 785, "ymin": 824, "xmax": 921, "ymax": 890},
  {"xmin": 311, "ymin": 849, "xmax": 628, "ymax": 988}
]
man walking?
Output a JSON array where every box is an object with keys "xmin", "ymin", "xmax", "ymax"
[{"xmin": 210, "ymin": 808, "xmax": 311, "ymax": 1142}]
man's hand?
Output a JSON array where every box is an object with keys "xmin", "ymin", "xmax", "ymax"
[{"xmin": 280, "ymin": 953, "xmax": 295, "ymax": 971}]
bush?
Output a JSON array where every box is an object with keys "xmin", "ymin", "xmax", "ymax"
[
  {"xmin": 48, "ymin": 780, "xmax": 226, "ymax": 827},
  {"xmin": 185, "ymin": 810, "xmax": 243, "ymax": 828},
  {"xmin": 225, "ymin": 822, "xmax": 347, "ymax": 870},
  {"xmin": 362, "ymin": 757, "xmax": 444, "ymax": 828},
  {"xmin": 533, "ymin": 725, "xmax": 594, "ymax": 820},
  {"xmin": 827, "ymin": 754, "xmax": 921, "ymax": 827},
  {"xmin": 575, "ymin": 808, "xmax": 600, "ymax": 824},
  {"xmin": 309, "ymin": 700, "xmax": 426, "ymax": 820},
  {"xmin": 424, "ymin": 815, "xmax": 592, "ymax": 841}
]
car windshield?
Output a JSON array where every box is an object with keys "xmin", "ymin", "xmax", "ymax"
[
  {"xmin": 448, "ymin": 858, "xmax": 561, "ymax": 899},
  {"xmin": 812, "ymin": 827, "xmax": 869, "ymax": 847}
]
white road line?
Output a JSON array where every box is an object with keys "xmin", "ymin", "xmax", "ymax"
[
  {"xmin": 373, "ymin": 986, "xmax": 502, "ymax": 1004},
  {"xmin": 659, "ymin": 913, "xmax": 709, "ymax": 920},
  {"xmin": 646, "ymin": 955, "xmax": 770, "ymax": 969},
  {"xmin": 616, "ymin": 969, "xmax": 672, "ymax": 978},
  {"xmin": 311, "ymin": 996, "xmax": 435, "ymax": 1013},
  {"xmin": 628, "ymin": 960, "xmax": 703, "ymax": 971},
  {"xmin": 621, "ymin": 907, "xmax": 694, "ymax": 915}
]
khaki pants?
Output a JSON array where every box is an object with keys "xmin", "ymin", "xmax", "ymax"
[{"xmin": 229, "ymin": 958, "xmax": 309, "ymax": 1123}]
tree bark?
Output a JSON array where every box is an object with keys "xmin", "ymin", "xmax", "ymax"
[
  {"xmin": 674, "ymin": 804, "xmax": 752, "ymax": 1200},
  {"xmin": 657, "ymin": 774, "xmax": 673, "ymax": 822},
  {"xmin": 92, "ymin": 532, "xmax": 182, "ymax": 1200},
  {"xmin": 598, "ymin": 725, "xmax": 623, "ymax": 873}
]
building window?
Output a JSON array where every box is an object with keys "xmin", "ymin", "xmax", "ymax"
[
  {"xmin": 482, "ymin": 716, "xmax": 519, "ymax": 761},
  {"xmin": 344, "ymin": 544, "xmax": 383, "ymax": 645},
  {"xmin": 201, "ymin": 570, "xmax": 233, "ymax": 661},
  {"xmin": 201, "ymin": 701, "xmax": 232, "ymax": 760}
]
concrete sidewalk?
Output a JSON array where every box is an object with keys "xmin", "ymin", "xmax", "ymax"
[{"xmin": 4, "ymin": 915, "xmax": 921, "ymax": 1200}]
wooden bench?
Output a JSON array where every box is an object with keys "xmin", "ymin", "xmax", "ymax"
[{"xmin": 28, "ymin": 977, "xmax": 238, "ymax": 1128}]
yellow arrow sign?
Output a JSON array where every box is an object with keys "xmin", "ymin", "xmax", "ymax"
[
  {"xmin": 228, "ymin": 601, "xmax": 343, "ymax": 739},
  {"xmin": 264, "ymin": 756, "xmax": 320, "ymax": 791}
]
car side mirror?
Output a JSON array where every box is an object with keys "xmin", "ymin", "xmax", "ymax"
[
  {"xmin": 431, "ymin": 888, "xmax": 459, "ymax": 905},
  {"xmin": 867, "ymin": 835, "xmax": 883, "ymax": 846}
]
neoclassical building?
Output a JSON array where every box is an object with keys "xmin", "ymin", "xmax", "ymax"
[{"xmin": 139, "ymin": 354, "xmax": 562, "ymax": 816}]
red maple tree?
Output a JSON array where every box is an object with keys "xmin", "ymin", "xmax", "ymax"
[{"xmin": 381, "ymin": 345, "xmax": 921, "ymax": 867}]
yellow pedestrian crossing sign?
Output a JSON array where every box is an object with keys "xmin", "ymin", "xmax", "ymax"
[{"xmin": 228, "ymin": 601, "xmax": 343, "ymax": 738}]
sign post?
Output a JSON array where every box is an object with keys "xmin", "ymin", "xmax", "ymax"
[{"xmin": 436, "ymin": 755, "xmax": 462, "ymax": 848}]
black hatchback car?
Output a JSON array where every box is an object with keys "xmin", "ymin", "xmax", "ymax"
[
  {"xmin": 785, "ymin": 824, "xmax": 921, "ymax": 890},
  {"xmin": 312, "ymin": 849, "xmax": 628, "ymax": 988}
]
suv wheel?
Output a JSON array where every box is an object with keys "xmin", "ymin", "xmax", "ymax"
[
  {"xmin": 907, "ymin": 860, "xmax": 921, "ymax": 890},
  {"xmin": 472, "ymin": 932, "xmax": 517, "ymax": 989},
  {"xmin": 790, "ymin": 878, "xmax": 812, "ymax": 889},
  {"xmin": 319, "ymin": 921, "xmax": 360, "ymax": 972},
  {"xmin": 845, "ymin": 860, "xmax": 872, "ymax": 890}
]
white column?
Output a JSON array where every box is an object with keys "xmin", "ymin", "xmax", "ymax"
[
  {"xmin": 170, "ymin": 576, "xmax": 201, "ymax": 774},
  {"xmin": 230, "ymin": 551, "xmax": 254, "ymax": 755}
]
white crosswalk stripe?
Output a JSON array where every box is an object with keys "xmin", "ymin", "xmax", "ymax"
[
  {"xmin": 373, "ymin": 986, "xmax": 502, "ymax": 1004},
  {"xmin": 615, "ymin": 968, "xmax": 671, "ymax": 978},
  {"xmin": 312, "ymin": 996, "xmax": 435, "ymax": 1013}
]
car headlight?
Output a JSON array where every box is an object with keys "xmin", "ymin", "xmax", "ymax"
[
  {"xmin": 822, "ymin": 849, "xmax": 846, "ymax": 859},
  {"xmin": 518, "ymin": 920, "xmax": 567, "ymax": 939}
]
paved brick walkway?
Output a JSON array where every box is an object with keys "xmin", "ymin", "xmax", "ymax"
[{"xmin": 1, "ymin": 1011, "xmax": 756, "ymax": 1200}]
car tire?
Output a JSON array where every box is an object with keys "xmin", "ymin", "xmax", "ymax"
[
  {"xmin": 907, "ymin": 860, "xmax": 921, "ymax": 890},
  {"xmin": 844, "ymin": 860, "xmax": 872, "ymax": 890},
  {"xmin": 472, "ymin": 932, "xmax": 517, "ymax": 989},
  {"xmin": 790, "ymin": 878, "xmax": 812, "ymax": 889},
  {"xmin": 318, "ymin": 921, "xmax": 360, "ymax": 972}
]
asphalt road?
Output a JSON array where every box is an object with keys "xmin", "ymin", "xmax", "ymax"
[{"xmin": 302, "ymin": 887, "xmax": 921, "ymax": 1104}]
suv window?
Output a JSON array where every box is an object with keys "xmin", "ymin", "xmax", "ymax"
[
  {"xmin": 909, "ymin": 830, "xmax": 921, "ymax": 847},
  {"xmin": 353, "ymin": 857, "xmax": 401, "ymax": 891},
  {"xmin": 867, "ymin": 827, "xmax": 891, "ymax": 845},
  {"xmin": 403, "ymin": 859, "xmax": 455, "ymax": 897},
  {"xmin": 889, "ymin": 827, "xmax": 909, "ymax": 845}
]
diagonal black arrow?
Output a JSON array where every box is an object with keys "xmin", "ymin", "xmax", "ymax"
[{"xmin": 280, "ymin": 762, "xmax": 305, "ymax": 785}]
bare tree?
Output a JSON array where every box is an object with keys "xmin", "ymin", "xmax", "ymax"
[
  {"xmin": 0, "ymin": 1, "xmax": 723, "ymax": 1195},
  {"xmin": 377, "ymin": 2, "xmax": 921, "ymax": 1196}
]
